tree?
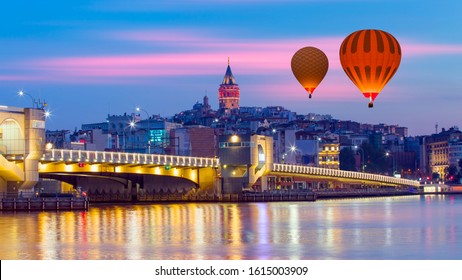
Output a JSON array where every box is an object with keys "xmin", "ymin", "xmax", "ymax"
[
  {"xmin": 360, "ymin": 142, "xmax": 387, "ymax": 174},
  {"xmin": 432, "ymin": 172, "xmax": 440, "ymax": 182},
  {"xmin": 445, "ymin": 165, "xmax": 459, "ymax": 183},
  {"xmin": 340, "ymin": 148, "xmax": 356, "ymax": 171}
]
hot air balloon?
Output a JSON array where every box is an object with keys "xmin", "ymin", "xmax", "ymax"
[
  {"xmin": 339, "ymin": 29, "xmax": 401, "ymax": 107},
  {"xmin": 291, "ymin": 46, "xmax": 329, "ymax": 99}
]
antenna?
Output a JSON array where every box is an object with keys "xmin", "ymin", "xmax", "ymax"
[{"xmin": 435, "ymin": 123, "xmax": 438, "ymax": 134}]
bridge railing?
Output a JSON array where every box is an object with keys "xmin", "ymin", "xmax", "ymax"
[
  {"xmin": 272, "ymin": 163, "xmax": 420, "ymax": 187},
  {"xmin": 42, "ymin": 149, "xmax": 220, "ymax": 168}
]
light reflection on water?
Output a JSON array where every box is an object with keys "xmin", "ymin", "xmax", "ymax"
[{"xmin": 1, "ymin": 195, "xmax": 462, "ymax": 260}]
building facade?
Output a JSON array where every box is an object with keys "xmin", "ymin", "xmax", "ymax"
[
  {"xmin": 318, "ymin": 142, "xmax": 340, "ymax": 169},
  {"xmin": 424, "ymin": 127, "xmax": 462, "ymax": 179}
]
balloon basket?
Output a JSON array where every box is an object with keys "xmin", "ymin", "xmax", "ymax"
[{"xmin": 368, "ymin": 102, "xmax": 373, "ymax": 108}]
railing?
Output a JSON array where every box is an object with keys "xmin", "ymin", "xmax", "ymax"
[
  {"xmin": 272, "ymin": 163, "xmax": 420, "ymax": 187},
  {"xmin": 41, "ymin": 149, "xmax": 220, "ymax": 168}
]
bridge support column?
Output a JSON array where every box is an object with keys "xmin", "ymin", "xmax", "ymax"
[
  {"xmin": 131, "ymin": 181, "xmax": 140, "ymax": 202},
  {"xmin": 0, "ymin": 177, "xmax": 6, "ymax": 193},
  {"xmin": 260, "ymin": 175, "xmax": 268, "ymax": 191},
  {"xmin": 197, "ymin": 168, "xmax": 220, "ymax": 195}
]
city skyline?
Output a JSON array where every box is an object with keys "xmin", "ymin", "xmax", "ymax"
[{"xmin": 1, "ymin": 1, "xmax": 462, "ymax": 136}]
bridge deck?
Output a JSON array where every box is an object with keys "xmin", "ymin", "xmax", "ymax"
[
  {"xmin": 41, "ymin": 149, "xmax": 219, "ymax": 168},
  {"xmin": 272, "ymin": 163, "xmax": 420, "ymax": 187},
  {"xmin": 38, "ymin": 150, "xmax": 419, "ymax": 187}
]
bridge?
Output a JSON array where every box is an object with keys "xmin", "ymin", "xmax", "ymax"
[
  {"xmin": 35, "ymin": 146, "xmax": 418, "ymax": 201},
  {"xmin": 1, "ymin": 106, "xmax": 419, "ymax": 201}
]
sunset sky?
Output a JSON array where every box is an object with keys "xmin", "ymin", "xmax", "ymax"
[{"xmin": 1, "ymin": 0, "xmax": 462, "ymax": 136}]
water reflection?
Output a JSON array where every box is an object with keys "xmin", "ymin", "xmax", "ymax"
[{"xmin": 1, "ymin": 195, "xmax": 462, "ymax": 259}]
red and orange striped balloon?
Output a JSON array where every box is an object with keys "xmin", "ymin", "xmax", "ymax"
[
  {"xmin": 339, "ymin": 29, "xmax": 401, "ymax": 107},
  {"xmin": 291, "ymin": 46, "xmax": 329, "ymax": 99}
]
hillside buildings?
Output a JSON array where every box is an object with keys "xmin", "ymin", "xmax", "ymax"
[{"xmin": 45, "ymin": 60, "xmax": 461, "ymax": 182}]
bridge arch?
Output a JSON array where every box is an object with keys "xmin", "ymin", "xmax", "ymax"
[
  {"xmin": 40, "ymin": 172, "xmax": 199, "ymax": 202},
  {"xmin": 0, "ymin": 118, "xmax": 25, "ymax": 155}
]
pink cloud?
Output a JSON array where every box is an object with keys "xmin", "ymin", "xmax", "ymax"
[
  {"xmin": 7, "ymin": 29, "xmax": 462, "ymax": 84},
  {"xmin": 23, "ymin": 34, "xmax": 344, "ymax": 83},
  {"xmin": 402, "ymin": 41, "xmax": 462, "ymax": 56},
  {"xmin": 0, "ymin": 74, "xmax": 50, "ymax": 82}
]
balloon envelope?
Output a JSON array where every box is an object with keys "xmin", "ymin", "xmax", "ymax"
[
  {"xmin": 291, "ymin": 46, "xmax": 329, "ymax": 98},
  {"xmin": 339, "ymin": 29, "xmax": 401, "ymax": 107}
]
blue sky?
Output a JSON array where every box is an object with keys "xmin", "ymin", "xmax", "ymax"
[{"xmin": 1, "ymin": 0, "xmax": 461, "ymax": 136}]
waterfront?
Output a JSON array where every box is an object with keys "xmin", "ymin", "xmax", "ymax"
[{"xmin": 1, "ymin": 194, "xmax": 462, "ymax": 260}]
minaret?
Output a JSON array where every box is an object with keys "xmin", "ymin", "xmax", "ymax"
[{"xmin": 218, "ymin": 58, "xmax": 240, "ymax": 111}]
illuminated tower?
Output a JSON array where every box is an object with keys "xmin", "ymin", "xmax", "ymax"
[{"xmin": 218, "ymin": 59, "xmax": 240, "ymax": 111}]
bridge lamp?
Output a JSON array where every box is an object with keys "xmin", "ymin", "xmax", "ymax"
[
  {"xmin": 290, "ymin": 145, "xmax": 297, "ymax": 152},
  {"xmin": 45, "ymin": 143, "xmax": 53, "ymax": 150},
  {"xmin": 230, "ymin": 135, "xmax": 239, "ymax": 143},
  {"xmin": 354, "ymin": 145, "xmax": 365, "ymax": 172},
  {"xmin": 18, "ymin": 90, "xmax": 36, "ymax": 108}
]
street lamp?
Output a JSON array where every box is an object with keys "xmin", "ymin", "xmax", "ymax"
[
  {"xmin": 290, "ymin": 145, "xmax": 297, "ymax": 153},
  {"xmin": 18, "ymin": 90, "xmax": 47, "ymax": 109},
  {"xmin": 385, "ymin": 152, "xmax": 396, "ymax": 176},
  {"xmin": 284, "ymin": 144, "xmax": 297, "ymax": 164},
  {"xmin": 123, "ymin": 120, "xmax": 136, "ymax": 152},
  {"xmin": 18, "ymin": 90, "xmax": 36, "ymax": 108},
  {"xmin": 136, "ymin": 107, "xmax": 151, "ymax": 154},
  {"xmin": 354, "ymin": 145, "xmax": 365, "ymax": 172}
]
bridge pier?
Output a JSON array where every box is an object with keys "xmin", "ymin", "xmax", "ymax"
[{"xmin": 1, "ymin": 107, "xmax": 46, "ymax": 195}]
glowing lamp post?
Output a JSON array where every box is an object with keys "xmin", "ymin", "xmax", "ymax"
[
  {"xmin": 136, "ymin": 107, "xmax": 151, "ymax": 154},
  {"xmin": 18, "ymin": 90, "xmax": 47, "ymax": 109},
  {"xmin": 123, "ymin": 121, "xmax": 136, "ymax": 152},
  {"xmin": 354, "ymin": 145, "xmax": 365, "ymax": 172},
  {"xmin": 385, "ymin": 152, "xmax": 396, "ymax": 176}
]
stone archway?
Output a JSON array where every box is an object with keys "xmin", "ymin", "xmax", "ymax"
[{"xmin": 0, "ymin": 118, "xmax": 25, "ymax": 155}]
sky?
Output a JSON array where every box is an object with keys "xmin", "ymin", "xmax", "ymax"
[{"xmin": 1, "ymin": 0, "xmax": 462, "ymax": 136}]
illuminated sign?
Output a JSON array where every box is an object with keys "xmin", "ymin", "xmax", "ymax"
[{"xmin": 32, "ymin": 120, "xmax": 45, "ymax": 129}]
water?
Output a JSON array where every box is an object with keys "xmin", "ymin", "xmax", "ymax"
[{"xmin": 1, "ymin": 194, "xmax": 462, "ymax": 260}]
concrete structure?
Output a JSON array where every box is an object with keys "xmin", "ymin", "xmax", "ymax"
[
  {"xmin": 171, "ymin": 126, "xmax": 217, "ymax": 157},
  {"xmin": 218, "ymin": 134, "xmax": 274, "ymax": 193},
  {"xmin": 0, "ymin": 106, "xmax": 46, "ymax": 193}
]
